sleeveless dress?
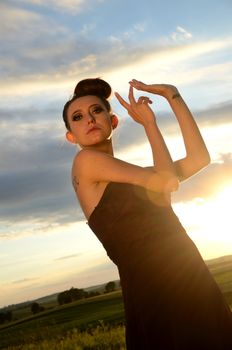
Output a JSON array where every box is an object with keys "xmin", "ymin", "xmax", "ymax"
[{"xmin": 88, "ymin": 182, "xmax": 232, "ymax": 350}]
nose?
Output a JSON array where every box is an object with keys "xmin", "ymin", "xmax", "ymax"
[{"xmin": 88, "ymin": 113, "xmax": 96, "ymax": 124}]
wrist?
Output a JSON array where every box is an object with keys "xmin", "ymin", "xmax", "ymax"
[
  {"xmin": 142, "ymin": 119, "xmax": 157, "ymax": 129},
  {"xmin": 165, "ymin": 86, "xmax": 180, "ymax": 100}
]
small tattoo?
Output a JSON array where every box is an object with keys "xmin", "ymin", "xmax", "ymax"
[
  {"xmin": 172, "ymin": 92, "xmax": 181, "ymax": 99},
  {"xmin": 72, "ymin": 176, "xmax": 79, "ymax": 192}
]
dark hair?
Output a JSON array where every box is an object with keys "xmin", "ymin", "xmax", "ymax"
[{"xmin": 63, "ymin": 78, "xmax": 112, "ymax": 130}]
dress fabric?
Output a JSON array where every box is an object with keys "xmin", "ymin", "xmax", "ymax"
[{"xmin": 88, "ymin": 182, "xmax": 232, "ymax": 350}]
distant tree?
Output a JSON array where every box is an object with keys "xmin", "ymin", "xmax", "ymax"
[
  {"xmin": 105, "ymin": 281, "xmax": 116, "ymax": 293},
  {"xmin": 31, "ymin": 302, "xmax": 44, "ymax": 314},
  {"xmin": 57, "ymin": 291, "xmax": 72, "ymax": 305},
  {"xmin": 88, "ymin": 291, "xmax": 100, "ymax": 298},
  {"xmin": 69, "ymin": 287, "xmax": 85, "ymax": 301},
  {"xmin": 58, "ymin": 287, "xmax": 87, "ymax": 305},
  {"xmin": 0, "ymin": 313, "xmax": 5, "ymax": 324},
  {"xmin": 0, "ymin": 310, "xmax": 13, "ymax": 324},
  {"xmin": 57, "ymin": 292, "xmax": 64, "ymax": 305},
  {"xmin": 5, "ymin": 310, "xmax": 12, "ymax": 322}
]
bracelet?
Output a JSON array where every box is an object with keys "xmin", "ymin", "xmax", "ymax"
[{"xmin": 172, "ymin": 92, "xmax": 181, "ymax": 99}]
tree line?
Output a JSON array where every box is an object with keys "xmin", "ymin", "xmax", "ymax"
[
  {"xmin": 0, "ymin": 281, "xmax": 118, "ymax": 322},
  {"xmin": 58, "ymin": 281, "xmax": 117, "ymax": 305}
]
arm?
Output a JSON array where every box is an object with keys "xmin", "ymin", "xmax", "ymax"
[
  {"xmin": 129, "ymin": 80, "xmax": 211, "ymax": 181},
  {"xmin": 74, "ymin": 87, "xmax": 179, "ymax": 193},
  {"xmin": 74, "ymin": 149, "xmax": 179, "ymax": 194},
  {"xmin": 115, "ymin": 86, "xmax": 177, "ymax": 178}
]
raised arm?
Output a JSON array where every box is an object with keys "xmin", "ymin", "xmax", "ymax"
[
  {"xmin": 130, "ymin": 80, "xmax": 211, "ymax": 181},
  {"xmin": 115, "ymin": 85, "xmax": 178, "ymax": 185}
]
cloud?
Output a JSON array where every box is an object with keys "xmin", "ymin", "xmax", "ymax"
[
  {"xmin": 114, "ymin": 100, "xmax": 232, "ymax": 151},
  {"xmin": 171, "ymin": 26, "xmax": 193, "ymax": 41},
  {"xmin": 0, "ymin": 3, "xmax": 42, "ymax": 38},
  {"xmin": 123, "ymin": 22, "xmax": 147, "ymax": 39},
  {"xmin": 196, "ymin": 100, "xmax": 232, "ymax": 127},
  {"xmin": 12, "ymin": 277, "xmax": 39, "ymax": 285},
  {"xmin": 2, "ymin": 2, "xmax": 232, "ymax": 99},
  {"xmin": 0, "ymin": 119, "xmax": 84, "ymax": 233},
  {"xmin": 55, "ymin": 253, "xmax": 82, "ymax": 261},
  {"xmin": 11, "ymin": 0, "xmax": 103, "ymax": 15},
  {"xmin": 173, "ymin": 153, "xmax": 232, "ymax": 203},
  {"xmin": 80, "ymin": 23, "xmax": 96, "ymax": 36}
]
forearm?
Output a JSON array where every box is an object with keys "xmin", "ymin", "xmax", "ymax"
[
  {"xmin": 167, "ymin": 92, "xmax": 210, "ymax": 162},
  {"xmin": 144, "ymin": 120, "xmax": 176, "ymax": 175},
  {"xmin": 127, "ymin": 79, "xmax": 210, "ymax": 180}
]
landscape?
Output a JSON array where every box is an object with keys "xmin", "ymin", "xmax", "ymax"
[{"xmin": 0, "ymin": 255, "xmax": 232, "ymax": 349}]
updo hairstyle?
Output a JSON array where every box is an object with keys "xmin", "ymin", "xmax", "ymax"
[{"xmin": 63, "ymin": 78, "xmax": 112, "ymax": 130}]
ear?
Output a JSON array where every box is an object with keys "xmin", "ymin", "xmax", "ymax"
[
  {"xmin": 66, "ymin": 131, "xmax": 77, "ymax": 144},
  {"xmin": 111, "ymin": 114, "xmax": 118, "ymax": 129}
]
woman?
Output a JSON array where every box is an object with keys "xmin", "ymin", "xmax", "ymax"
[{"xmin": 63, "ymin": 78, "xmax": 232, "ymax": 349}]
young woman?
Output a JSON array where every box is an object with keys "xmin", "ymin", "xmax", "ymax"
[{"xmin": 63, "ymin": 78, "xmax": 232, "ymax": 349}]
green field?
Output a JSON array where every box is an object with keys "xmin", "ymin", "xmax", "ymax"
[
  {"xmin": 0, "ymin": 291, "xmax": 125, "ymax": 349},
  {"xmin": 1, "ymin": 255, "xmax": 232, "ymax": 349}
]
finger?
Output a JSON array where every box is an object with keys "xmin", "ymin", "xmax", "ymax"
[
  {"xmin": 137, "ymin": 96, "xmax": 145, "ymax": 104},
  {"xmin": 129, "ymin": 79, "xmax": 145, "ymax": 91},
  {"xmin": 114, "ymin": 92, "xmax": 131, "ymax": 110},
  {"xmin": 138, "ymin": 96, "xmax": 153, "ymax": 104},
  {"xmin": 128, "ymin": 86, "xmax": 137, "ymax": 107}
]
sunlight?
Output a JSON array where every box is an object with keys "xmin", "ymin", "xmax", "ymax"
[
  {"xmin": 204, "ymin": 185, "xmax": 232, "ymax": 238},
  {"xmin": 174, "ymin": 184, "xmax": 232, "ymax": 259}
]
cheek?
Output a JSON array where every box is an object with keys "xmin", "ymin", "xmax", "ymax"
[{"xmin": 103, "ymin": 114, "xmax": 113, "ymax": 127}]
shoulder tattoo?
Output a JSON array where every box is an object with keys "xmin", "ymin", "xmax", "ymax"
[{"xmin": 72, "ymin": 176, "xmax": 79, "ymax": 193}]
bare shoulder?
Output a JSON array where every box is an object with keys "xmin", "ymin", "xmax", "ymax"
[
  {"xmin": 71, "ymin": 150, "xmax": 112, "ymax": 219},
  {"xmin": 73, "ymin": 149, "xmax": 112, "ymax": 169},
  {"xmin": 72, "ymin": 149, "xmax": 115, "ymax": 182}
]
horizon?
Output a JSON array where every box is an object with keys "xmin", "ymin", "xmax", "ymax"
[{"xmin": 1, "ymin": 254, "xmax": 232, "ymax": 309}]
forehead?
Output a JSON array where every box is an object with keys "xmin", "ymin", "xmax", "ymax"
[{"xmin": 68, "ymin": 95, "xmax": 103, "ymax": 116}]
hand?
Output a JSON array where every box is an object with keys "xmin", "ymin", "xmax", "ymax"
[
  {"xmin": 115, "ymin": 86, "xmax": 156, "ymax": 126},
  {"xmin": 129, "ymin": 79, "xmax": 179, "ymax": 100}
]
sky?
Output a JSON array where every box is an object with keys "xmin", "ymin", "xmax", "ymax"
[{"xmin": 0, "ymin": 0, "xmax": 232, "ymax": 308}]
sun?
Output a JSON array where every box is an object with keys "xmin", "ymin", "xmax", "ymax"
[
  {"xmin": 202, "ymin": 185, "xmax": 231, "ymax": 239},
  {"xmin": 173, "ymin": 184, "xmax": 232, "ymax": 259}
]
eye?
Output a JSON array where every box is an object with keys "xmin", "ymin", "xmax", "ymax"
[
  {"xmin": 72, "ymin": 114, "xmax": 82, "ymax": 121},
  {"xmin": 92, "ymin": 106, "xmax": 103, "ymax": 114}
]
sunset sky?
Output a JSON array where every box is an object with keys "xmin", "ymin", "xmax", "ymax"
[{"xmin": 0, "ymin": 0, "xmax": 232, "ymax": 308}]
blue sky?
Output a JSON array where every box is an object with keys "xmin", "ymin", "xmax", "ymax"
[{"xmin": 0, "ymin": 0, "xmax": 232, "ymax": 307}]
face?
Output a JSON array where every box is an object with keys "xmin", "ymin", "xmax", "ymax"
[{"xmin": 66, "ymin": 95, "xmax": 117, "ymax": 148}]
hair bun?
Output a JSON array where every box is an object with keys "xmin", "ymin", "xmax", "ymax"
[{"xmin": 74, "ymin": 78, "xmax": 112, "ymax": 99}]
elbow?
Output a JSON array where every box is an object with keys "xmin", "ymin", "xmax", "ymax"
[
  {"xmin": 205, "ymin": 151, "xmax": 211, "ymax": 165},
  {"xmin": 159, "ymin": 172, "xmax": 180, "ymax": 193},
  {"xmin": 147, "ymin": 171, "xmax": 179, "ymax": 193},
  {"xmin": 192, "ymin": 150, "xmax": 211, "ymax": 172},
  {"xmin": 166, "ymin": 176, "xmax": 179, "ymax": 193},
  {"xmin": 200, "ymin": 151, "xmax": 211, "ymax": 169}
]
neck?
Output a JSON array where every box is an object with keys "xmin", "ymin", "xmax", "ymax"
[{"xmin": 82, "ymin": 139, "xmax": 114, "ymax": 156}]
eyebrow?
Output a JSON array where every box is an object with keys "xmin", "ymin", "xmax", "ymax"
[{"xmin": 71, "ymin": 104, "xmax": 102, "ymax": 117}]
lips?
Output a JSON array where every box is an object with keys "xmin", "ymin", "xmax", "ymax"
[{"xmin": 87, "ymin": 126, "xmax": 101, "ymax": 134}]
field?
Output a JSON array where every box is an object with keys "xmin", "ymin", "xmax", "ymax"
[
  {"xmin": 1, "ymin": 255, "xmax": 232, "ymax": 349},
  {"xmin": 0, "ymin": 291, "xmax": 125, "ymax": 349}
]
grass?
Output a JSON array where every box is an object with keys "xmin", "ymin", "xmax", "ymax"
[
  {"xmin": 0, "ymin": 291, "xmax": 125, "ymax": 349},
  {"xmin": 5, "ymin": 324, "xmax": 126, "ymax": 350}
]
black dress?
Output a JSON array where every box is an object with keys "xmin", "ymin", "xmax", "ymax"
[{"xmin": 88, "ymin": 182, "xmax": 232, "ymax": 350}]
